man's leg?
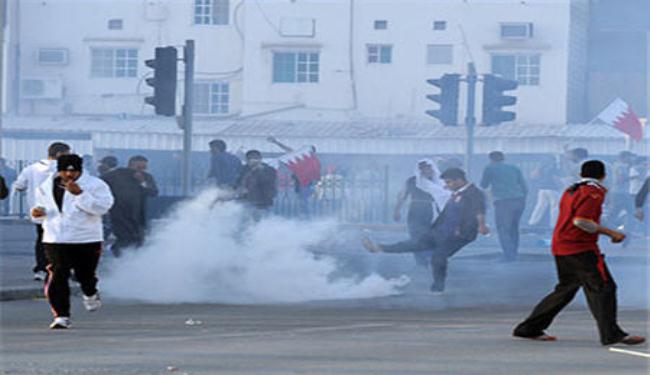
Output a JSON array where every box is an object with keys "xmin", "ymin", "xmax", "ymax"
[
  {"xmin": 494, "ymin": 201, "xmax": 515, "ymax": 259},
  {"xmin": 513, "ymin": 256, "xmax": 580, "ymax": 338},
  {"xmin": 70, "ymin": 243, "xmax": 102, "ymax": 298},
  {"xmin": 509, "ymin": 198, "xmax": 526, "ymax": 258},
  {"xmin": 429, "ymin": 238, "xmax": 469, "ymax": 291},
  {"xmin": 380, "ymin": 231, "xmax": 436, "ymax": 254},
  {"xmin": 33, "ymin": 224, "xmax": 47, "ymax": 274},
  {"xmin": 408, "ymin": 223, "xmax": 433, "ymax": 267},
  {"xmin": 575, "ymin": 252, "xmax": 628, "ymax": 345},
  {"xmin": 44, "ymin": 245, "xmax": 72, "ymax": 318},
  {"xmin": 527, "ymin": 190, "xmax": 546, "ymax": 226}
]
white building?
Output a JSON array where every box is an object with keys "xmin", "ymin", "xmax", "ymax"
[{"xmin": 4, "ymin": 0, "xmax": 588, "ymax": 125}]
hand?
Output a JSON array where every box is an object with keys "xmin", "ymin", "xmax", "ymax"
[
  {"xmin": 31, "ymin": 207, "xmax": 46, "ymax": 218},
  {"xmin": 133, "ymin": 171, "xmax": 146, "ymax": 183},
  {"xmin": 478, "ymin": 224, "xmax": 490, "ymax": 235},
  {"xmin": 635, "ymin": 208, "xmax": 644, "ymax": 221},
  {"xmin": 610, "ymin": 231, "xmax": 626, "ymax": 244},
  {"xmin": 65, "ymin": 180, "xmax": 83, "ymax": 195},
  {"xmin": 393, "ymin": 211, "xmax": 401, "ymax": 222}
]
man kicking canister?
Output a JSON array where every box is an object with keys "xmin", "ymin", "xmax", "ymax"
[
  {"xmin": 513, "ymin": 160, "xmax": 645, "ymax": 345},
  {"xmin": 362, "ymin": 168, "xmax": 489, "ymax": 293}
]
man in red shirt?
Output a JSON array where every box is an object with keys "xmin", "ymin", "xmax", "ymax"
[{"xmin": 513, "ymin": 160, "xmax": 645, "ymax": 345}]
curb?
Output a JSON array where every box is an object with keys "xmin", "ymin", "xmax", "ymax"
[
  {"xmin": 0, "ymin": 286, "xmax": 44, "ymax": 301},
  {"xmin": 0, "ymin": 285, "xmax": 81, "ymax": 302}
]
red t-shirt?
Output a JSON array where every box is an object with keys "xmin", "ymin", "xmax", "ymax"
[{"xmin": 552, "ymin": 182, "xmax": 606, "ymax": 256}]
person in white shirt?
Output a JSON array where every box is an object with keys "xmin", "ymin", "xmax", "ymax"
[
  {"xmin": 13, "ymin": 142, "xmax": 70, "ymax": 281},
  {"xmin": 31, "ymin": 154, "xmax": 114, "ymax": 329}
]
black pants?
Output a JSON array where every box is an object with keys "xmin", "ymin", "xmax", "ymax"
[
  {"xmin": 110, "ymin": 216, "xmax": 144, "ymax": 257},
  {"xmin": 44, "ymin": 242, "xmax": 102, "ymax": 318},
  {"xmin": 407, "ymin": 220, "xmax": 433, "ymax": 267},
  {"xmin": 494, "ymin": 198, "xmax": 525, "ymax": 259},
  {"xmin": 513, "ymin": 252, "xmax": 627, "ymax": 345},
  {"xmin": 382, "ymin": 232, "xmax": 470, "ymax": 287},
  {"xmin": 33, "ymin": 224, "xmax": 47, "ymax": 273}
]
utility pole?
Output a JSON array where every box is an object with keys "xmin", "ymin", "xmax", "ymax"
[
  {"xmin": 181, "ymin": 40, "xmax": 194, "ymax": 196},
  {"xmin": 464, "ymin": 63, "xmax": 477, "ymax": 178}
]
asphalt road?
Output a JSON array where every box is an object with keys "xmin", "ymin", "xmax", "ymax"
[{"xmin": 1, "ymin": 299, "xmax": 648, "ymax": 375}]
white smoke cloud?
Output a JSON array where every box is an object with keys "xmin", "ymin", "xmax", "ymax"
[{"xmin": 102, "ymin": 190, "xmax": 408, "ymax": 303}]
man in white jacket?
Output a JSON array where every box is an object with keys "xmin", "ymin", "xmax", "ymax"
[
  {"xmin": 13, "ymin": 142, "xmax": 70, "ymax": 281},
  {"xmin": 32, "ymin": 154, "xmax": 114, "ymax": 329}
]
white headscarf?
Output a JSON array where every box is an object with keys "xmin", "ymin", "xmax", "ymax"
[{"xmin": 414, "ymin": 158, "xmax": 451, "ymax": 221}]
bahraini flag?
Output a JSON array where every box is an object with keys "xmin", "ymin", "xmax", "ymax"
[{"xmin": 594, "ymin": 98, "xmax": 644, "ymax": 141}]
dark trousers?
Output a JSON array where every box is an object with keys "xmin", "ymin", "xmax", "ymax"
[
  {"xmin": 44, "ymin": 242, "xmax": 102, "ymax": 318},
  {"xmin": 494, "ymin": 198, "xmax": 525, "ymax": 259},
  {"xmin": 33, "ymin": 224, "xmax": 47, "ymax": 273},
  {"xmin": 513, "ymin": 252, "xmax": 627, "ymax": 345},
  {"xmin": 382, "ymin": 232, "xmax": 470, "ymax": 287},
  {"xmin": 408, "ymin": 221, "xmax": 433, "ymax": 267}
]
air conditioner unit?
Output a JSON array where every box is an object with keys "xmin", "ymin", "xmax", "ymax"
[
  {"xmin": 500, "ymin": 22, "xmax": 534, "ymax": 40},
  {"xmin": 20, "ymin": 77, "xmax": 64, "ymax": 99}
]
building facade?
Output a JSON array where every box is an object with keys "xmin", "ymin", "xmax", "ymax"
[{"xmin": 5, "ymin": 0, "xmax": 590, "ymax": 126}]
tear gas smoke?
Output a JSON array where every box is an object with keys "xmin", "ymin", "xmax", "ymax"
[{"xmin": 102, "ymin": 190, "xmax": 408, "ymax": 304}]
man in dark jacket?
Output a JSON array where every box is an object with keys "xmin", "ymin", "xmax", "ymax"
[
  {"xmin": 208, "ymin": 139, "xmax": 243, "ymax": 189},
  {"xmin": 234, "ymin": 150, "xmax": 277, "ymax": 221},
  {"xmin": 363, "ymin": 168, "xmax": 489, "ymax": 292},
  {"xmin": 102, "ymin": 155, "xmax": 158, "ymax": 256}
]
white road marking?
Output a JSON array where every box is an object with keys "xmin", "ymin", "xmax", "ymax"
[{"xmin": 609, "ymin": 347, "xmax": 650, "ymax": 359}]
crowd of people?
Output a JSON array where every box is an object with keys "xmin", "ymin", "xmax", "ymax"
[{"xmin": 0, "ymin": 139, "xmax": 647, "ymax": 345}]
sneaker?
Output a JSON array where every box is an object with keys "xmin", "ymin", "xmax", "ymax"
[
  {"xmin": 49, "ymin": 317, "xmax": 71, "ymax": 329},
  {"xmin": 83, "ymin": 293, "xmax": 102, "ymax": 312},
  {"xmin": 33, "ymin": 271, "xmax": 47, "ymax": 281}
]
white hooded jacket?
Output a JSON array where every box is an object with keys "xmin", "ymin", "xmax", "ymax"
[
  {"xmin": 13, "ymin": 159, "xmax": 56, "ymax": 209},
  {"xmin": 32, "ymin": 172, "xmax": 114, "ymax": 244}
]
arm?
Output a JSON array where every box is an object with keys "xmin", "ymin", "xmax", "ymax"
[
  {"xmin": 479, "ymin": 167, "xmax": 491, "ymax": 190},
  {"xmin": 517, "ymin": 168, "xmax": 528, "ymax": 197},
  {"xmin": 267, "ymin": 136, "xmax": 293, "ymax": 153},
  {"xmin": 12, "ymin": 166, "xmax": 29, "ymax": 192},
  {"xmin": 475, "ymin": 189, "xmax": 489, "ymax": 235},
  {"xmin": 143, "ymin": 173, "xmax": 159, "ymax": 197},
  {"xmin": 73, "ymin": 180, "xmax": 114, "ymax": 216},
  {"xmin": 635, "ymin": 178, "xmax": 649, "ymax": 220},
  {"xmin": 573, "ymin": 218, "xmax": 625, "ymax": 243}
]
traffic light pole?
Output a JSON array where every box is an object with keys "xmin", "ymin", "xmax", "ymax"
[
  {"xmin": 464, "ymin": 63, "xmax": 477, "ymax": 179},
  {"xmin": 182, "ymin": 40, "xmax": 195, "ymax": 196}
]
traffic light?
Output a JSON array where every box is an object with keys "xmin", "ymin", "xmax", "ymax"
[
  {"xmin": 425, "ymin": 74, "xmax": 460, "ymax": 126},
  {"xmin": 144, "ymin": 46, "xmax": 178, "ymax": 116},
  {"xmin": 482, "ymin": 74, "xmax": 517, "ymax": 126}
]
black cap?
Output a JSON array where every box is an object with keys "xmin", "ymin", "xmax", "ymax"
[{"xmin": 57, "ymin": 154, "xmax": 83, "ymax": 172}]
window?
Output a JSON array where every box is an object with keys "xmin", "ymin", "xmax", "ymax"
[
  {"xmin": 90, "ymin": 48, "xmax": 138, "ymax": 78},
  {"xmin": 374, "ymin": 20, "xmax": 388, "ymax": 30},
  {"xmin": 500, "ymin": 23, "xmax": 533, "ymax": 39},
  {"xmin": 491, "ymin": 54, "xmax": 540, "ymax": 85},
  {"xmin": 108, "ymin": 19, "xmax": 123, "ymax": 30},
  {"xmin": 426, "ymin": 44, "xmax": 453, "ymax": 65},
  {"xmin": 272, "ymin": 52, "xmax": 319, "ymax": 83},
  {"xmin": 38, "ymin": 48, "xmax": 68, "ymax": 65},
  {"xmin": 194, "ymin": 82, "xmax": 229, "ymax": 115},
  {"xmin": 367, "ymin": 44, "xmax": 392, "ymax": 64},
  {"xmin": 194, "ymin": 0, "xmax": 229, "ymax": 25},
  {"xmin": 433, "ymin": 21, "xmax": 447, "ymax": 30}
]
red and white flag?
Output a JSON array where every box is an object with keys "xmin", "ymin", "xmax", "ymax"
[
  {"xmin": 593, "ymin": 98, "xmax": 644, "ymax": 141},
  {"xmin": 277, "ymin": 146, "xmax": 321, "ymax": 187}
]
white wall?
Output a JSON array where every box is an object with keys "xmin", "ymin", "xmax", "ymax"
[{"xmin": 11, "ymin": 0, "xmax": 579, "ymax": 126}]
